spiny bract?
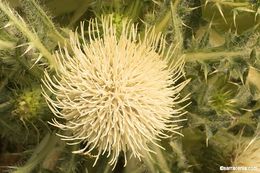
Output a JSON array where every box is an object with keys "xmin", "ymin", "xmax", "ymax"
[{"xmin": 42, "ymin": 15, "xmax": 189, "ymax": 168}]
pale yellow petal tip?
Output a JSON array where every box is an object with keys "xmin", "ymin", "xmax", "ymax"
[{"xmin": 42, "ymin": 15, "xmax": 189, "ymax": 168}]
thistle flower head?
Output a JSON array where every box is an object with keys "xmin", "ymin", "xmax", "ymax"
[{"xmin": 42, "ymin": 15, "xmax": 189, "ymax": 168}]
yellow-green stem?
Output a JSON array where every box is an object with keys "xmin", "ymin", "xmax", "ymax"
[
  {"xmin": 0, "ymin": 3, "xmax": 58, "ymax": 70},
  {"xmin": 185, "ymin": 51, "xmax": 249, "ymax": 62},
  {"xmin": 12, "ymin": 133, "xmax": 59, "ymax": 173}
]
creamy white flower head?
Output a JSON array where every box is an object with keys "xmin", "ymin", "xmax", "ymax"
[{"xmin": 42, "ymin": 15, "xmax": 189, "ymax": 168}]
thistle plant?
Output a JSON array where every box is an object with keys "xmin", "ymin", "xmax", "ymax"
[
  {"xmin": 0, "ymin": 0, "xmax": 259, "ymax": 173},
  {"xmin": 42, "ymin": 15, "xmax": 189, "ymax": 168}
]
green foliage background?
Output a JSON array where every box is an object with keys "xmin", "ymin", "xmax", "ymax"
[{"xmin": 0, "ymin": 0, "xmax": 259, "ymax": 173}]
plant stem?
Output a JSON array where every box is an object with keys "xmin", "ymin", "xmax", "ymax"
[
  {"xmin": 154, "ymin": 0, "xmax": 181, "ymax": 34},
  {"xmin": 24, "ymin": 0, "xmax": 66, "ymax": 45},
  {"xmin": 0, "ymin": 3, "xmax": 57, "ymax": 70},
  {"xmin": 206, "ymin": 0, "xmax": 250, "ymax": 7},
  {"xmin": 68, "ymin": 0, "xmax": 92, "ymax": 27},
  {"xmin": 153, "ymin": 146, "xmax": 171, "ymax": 173},
  {"xmin": 185, "ymin": 50, "xmax": 249, "ymax": 62},
  {"xmin": 12, "ymin": 133, "xmax": 59, "ymax": 173}
]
